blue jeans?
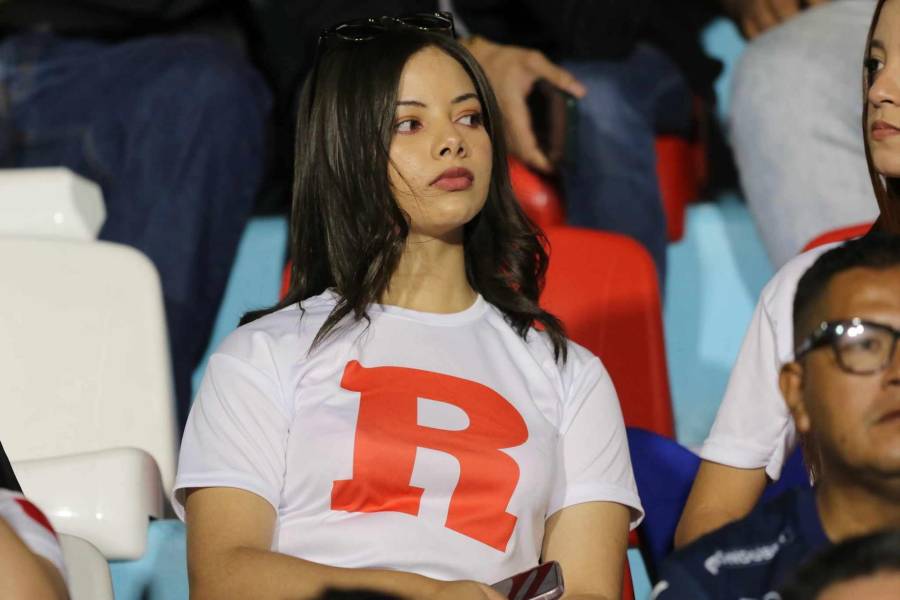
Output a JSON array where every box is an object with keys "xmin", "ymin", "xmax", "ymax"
[
  {"xmin": 561, "ymin": 44, "xmax": 694, "ymax": 287},
  {"xmin": 0, "ymin": 32, "xmax": 272, "ymax": 426}
]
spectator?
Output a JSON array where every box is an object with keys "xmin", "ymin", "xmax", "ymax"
[
  {"xmin": 246, "ymin": 0, "xmax": 722, "ymax": 287},
  {"xmin": 726, "ymin": 0, "xmax": 880, "ymax": 267},
  {"xmin": 653, "ymin": 233, "xmax": 900, "ymax": 599},
  {"xmin": 0, "ymin": 1, "xmax": 272, "ymax": 425},
  {"xmin": 676, "ymin": 0, "xmax": 900, "ymax": 547},
  {"xmin": 0, "ymin": 488, "xmax": 68, "ymax": 600},
  {"xmin": 175, "ymin": 16, "xmax": 641, "ymax": 600},
  {"xmin": 780, "ymin": 529, "xmax": 900, "ymax": 600}
]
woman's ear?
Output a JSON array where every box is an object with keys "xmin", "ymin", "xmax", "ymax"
[{"xmin": 779, "ymin": 361, "xmax": 811, "ymax": 433}]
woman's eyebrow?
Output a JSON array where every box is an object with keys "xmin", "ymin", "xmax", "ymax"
[
  {"xmin": 395, "ymin": 93, "xmax": 479, "ymax": 108},
  {"xmin": 871, "ymin": 39, "xmax": 885, "ymax": 52}
]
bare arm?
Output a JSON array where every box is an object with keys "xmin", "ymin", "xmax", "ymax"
[
  {"xmin": 720, "ymin": 0, "xmax": 830, "ymax": 39},
  {"xmin": 0, "ymin": 518, "xmax": 68, "ymax": 600},
  {"xmin": 673, "ymin": 461, "xmax": 767, "ymax": 548},
  {"xmin": 185, "ymin": 487, "xmax": 505, "ymax": 600},
  {"xmin": 542, "ymin": 502, "xmax": 631, "ymax": 600}
]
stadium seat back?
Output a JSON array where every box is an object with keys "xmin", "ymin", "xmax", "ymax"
[
  {"xmin": 0, "ymin": 238, "xmax": 177, "ymax": 494},
  {"xmin": 541, "ymin": 227, "xmax": 675, "ymax": 436}
]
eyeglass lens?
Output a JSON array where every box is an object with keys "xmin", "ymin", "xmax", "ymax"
[{"xmin": 833, "ymin": 322, "xmax": 898, "ymax": 373}]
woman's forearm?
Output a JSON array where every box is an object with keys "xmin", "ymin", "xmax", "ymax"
[{"xmin": 191, "ymin": 544, "xmax": 443, "ymax": 600}]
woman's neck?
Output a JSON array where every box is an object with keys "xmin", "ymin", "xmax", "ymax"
[{"xmin": 380, "ymin": 233, "xmax": 477, "ymax": 313}]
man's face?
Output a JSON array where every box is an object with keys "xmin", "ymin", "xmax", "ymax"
[{"xmin": 783, "ymin": 266, "xmax": 900, "ymax": 481}]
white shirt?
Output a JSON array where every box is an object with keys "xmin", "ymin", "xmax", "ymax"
[
  {"xmin": 175, "ymin": 291, "xmax": 642, "ymax": 583},
  {"xmin": 701, "ymin": 244, "xmax": 834, "ymax": 479},
  {"xmin": 0, "ymin": 489, "xmax": 67, "ymax": 582}
]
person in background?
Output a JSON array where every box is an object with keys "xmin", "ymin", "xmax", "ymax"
[
  {"xmin": 0, "ymin": 488, "xmax": 68, "ymax": 600},
  {"xmin": 726, "ymin": 0, "xmax": 880, "ymax": 267},
  {"xmin": 780, "ymin": 529, "xmax": 900, "ymax": 600},
  {"xmin": 654, "ymin": 234, "xmax": 900, "ymax": 599},
  {"xmin": 0, "ymin": 0, "xmax": 272, "ymax": 426},
  {"xmin": 676, "ymin": 0, "xmax": 900, "ymax": 548}
]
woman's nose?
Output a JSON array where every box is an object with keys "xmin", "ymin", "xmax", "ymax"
[
  {"xmin": 869, "ymin": 65, "xmax": 900, "ymax": 107},
  {"xmin": 435, "ymin": 127, "xmax": 466, "ymax": 158}
]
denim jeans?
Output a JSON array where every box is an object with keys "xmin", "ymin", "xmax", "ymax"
[
  {"xmin": 0, "ymin": 32, "xmax": 272, "ymax": 426},
  {"xmin": 561, "ymin": 44, "xmax": 694, "ymax": 288}
]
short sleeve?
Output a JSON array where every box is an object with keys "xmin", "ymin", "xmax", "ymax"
[
  {"xmin": 547, "ymin": 356, "xmax": 644, "ymax": 528},
  {"xmin": 701, "ymin": 247, "xmax": 829, "ymax": 479},
  {"xmin": 700, "ymin": 293, "xmax": 795, "ymax": 478},
  {"xmin": 173, "ymin": 330, "xmax": 292, "ymax": 518}
]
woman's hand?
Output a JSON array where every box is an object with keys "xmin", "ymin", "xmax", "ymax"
[{"xmin": 430, "ymin": 580, "xmax": 507, "ymax": 600}]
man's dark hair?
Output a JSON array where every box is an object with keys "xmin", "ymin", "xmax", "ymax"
[
  {"xmin": 792, "ymin": 233, "xmax": 900, "ymax": 347},
  {"xmin": 241, "ymin": 25, "xmax": 567, "ymax": 361},
  {"xmin": 780, "ymin": 529, "xmax": 900, "ymax": 599}
]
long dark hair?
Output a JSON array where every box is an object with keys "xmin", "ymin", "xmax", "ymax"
[
  {"xmin": 863, "ymin": 0, "xmax": 900, "ymax": 233},
  {"xmin": 242, "ymin": 28, "xmax": 567, "ymax": 360}
]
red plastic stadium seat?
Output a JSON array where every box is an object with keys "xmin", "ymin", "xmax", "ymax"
[
  {"xmin": 509, "ymin": 134, "xmax": 705, "ymax": 242},
  {"xmin": 802, "ymin": 222, "xmax": 874, "ymax": 252},
  {"xmin": 541, "ymin": 227, "xmax": 674, "ymax": 438},
  {"xmin": 508, "ymin": 157, "xmax": 565, "ymax": 228}
]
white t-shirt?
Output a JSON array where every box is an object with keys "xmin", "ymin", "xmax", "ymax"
[
  {"xmin": 175, "ymin": 291, "xmax": 643, "ymax": 583},
  {"xmin": 0, "ymin": 489, "xmax": 67, "ymax": 582},
  {"xmin": 701, "ymin": 244, "xmax": 834, "ymax": 479}
]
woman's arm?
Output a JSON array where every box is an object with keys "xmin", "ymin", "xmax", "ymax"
[
  {"xmin": 674, "ymin": 461, "xmax": 767, "ymax": 548},
  {"xmin": 0, "ymin": 517, "xmax": 68, "ymax": 600},
  {"xmin": 186, "ymin": 487, "xmax": 505, "ymax": 600},
  {"xmin": 541, "ymin": 501, "xmax": 631, "ymax": 600}
]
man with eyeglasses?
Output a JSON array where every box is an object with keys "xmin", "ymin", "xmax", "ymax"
[{"xmin": 652, "ymin": 233, "xmax": 900, "ymax": 600}]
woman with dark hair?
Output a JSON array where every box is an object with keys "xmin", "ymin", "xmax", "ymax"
[
  {"xmin": 676, "ymin": 0, "xmax": 900, "ymax": 548},
  {"xmin": 172, "ymin": 14, "xmax": 642, "ymax": 600}
]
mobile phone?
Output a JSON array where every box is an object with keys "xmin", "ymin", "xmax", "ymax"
[
  {"xmin": 490, "ymin": 561, "xmax": 564, "ymax": 600},
  {"xmin": 526, "ymin": 79, "xmax": 578, "ymax": 169}
]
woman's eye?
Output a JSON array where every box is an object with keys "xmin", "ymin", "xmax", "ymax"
[
  {"xmin": 865, "ymin": 57, "xmax": 884, "ymax": 86},
  {"xmin": 457, "ymin": 112, "xmax": 483, "ymax": 127},
  {"xmin": 395, "ymin": 119, "xmax": 422, "ymax": 134}
]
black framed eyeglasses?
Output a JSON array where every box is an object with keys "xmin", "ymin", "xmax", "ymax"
[{"xmin": 795, "ymin": 318, "xmax": 900, "ymax": 375}]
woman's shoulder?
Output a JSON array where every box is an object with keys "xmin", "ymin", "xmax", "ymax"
[
  {"xmin": 213, "ymin": 290, "xmax": 338, "ymax": 366},
  {"xmin": 759, "ymin": 243, "xmax": 837, "ymax": 312}
]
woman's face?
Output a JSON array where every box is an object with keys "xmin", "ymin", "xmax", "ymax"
[
  {"xmin": 867, "ymin": 0, "xmax": 900, "ymax": 177},
  {"xmin": 388, "ymin": 46, "xmax": 492, "ymax": 241}
]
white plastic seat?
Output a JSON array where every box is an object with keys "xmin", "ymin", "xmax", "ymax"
[
  {"xmin": 0, "ymin": 237, "xmax": 177, "ymax": 559},
  {"xmin": 59, "ymin": 533, "xmax": 115, "ymax": 600},
  {"xmin": 0, "ymin": 168, "xmax": 105, "ymax": 240}
]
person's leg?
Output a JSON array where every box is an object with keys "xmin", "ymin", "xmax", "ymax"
[
  {"xmin": 730, "ymin": 0, "xmax": 879, "ymax": 268},
  {"xmin": 561, "ymin": 45, "xmax": 693, "ymax": 287},
  {"xmin": 4, "ymin": 32, "xmax": 272, "ymax": 425}
]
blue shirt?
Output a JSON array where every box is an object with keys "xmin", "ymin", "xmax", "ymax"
[{"xmin": 652, "ymin": 487, "xmax": 830, "ymax": 600}]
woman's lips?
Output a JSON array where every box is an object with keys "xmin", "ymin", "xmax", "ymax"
[
  {"xmin": 431, "ymin": 167, "xmax": 474, "ymax": 191},
  {"xmin": 871, "ymin": 120, "xmax": 900, "ymax": 141}
]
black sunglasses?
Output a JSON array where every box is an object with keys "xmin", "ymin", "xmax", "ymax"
[
  {"xmin": 318, "ymin": 11, "xmax": 456, "ymax": 45},
  {"xmin": 305, "ymin": 12, "xmax": 456, "ymax": 120},
  {"xmin": 795, "ymin": 317, "xmax": 900, "ymax": 375}
]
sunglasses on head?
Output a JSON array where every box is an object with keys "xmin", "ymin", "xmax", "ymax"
[
  {"xmin": 318, "ymin": 11, "xmax": 456, "ymax": 45},
  {"xmin": 305, "ymin": 12, "xmax": 457, "ymax": 119}
]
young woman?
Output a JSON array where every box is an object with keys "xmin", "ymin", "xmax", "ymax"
[
  {"xmin": 173, "ymin": 14, "xmax": 642, "ymax": 600},
  {"xmin": 675, "ymin": 0, "xmax": 900, "ymax": 548}
]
